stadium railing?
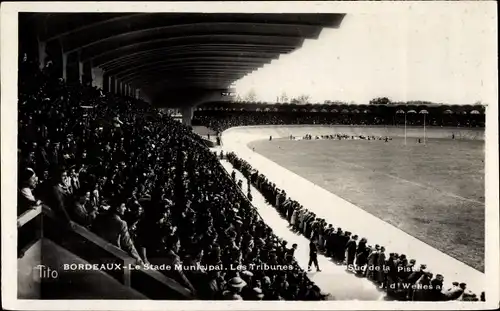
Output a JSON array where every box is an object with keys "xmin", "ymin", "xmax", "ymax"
[{"xmin": 17, "ymin": 205, "xmax": 195, "ymax": 300}]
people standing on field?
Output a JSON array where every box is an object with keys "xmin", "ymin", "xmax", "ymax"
[
  {"xmin": 224, "ymin": 151, "xmax": 477, "ymax": 301},
  {"xmin": 308, "ymin": 240, "xmax": 321, "ymax": 272}
]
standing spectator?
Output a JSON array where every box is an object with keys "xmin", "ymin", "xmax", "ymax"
[
  {"xmin": 346, "ymin": 235, "xmax": 358, "ymax": 267},
  {"xmin": 443, "ymin": 282, "xmax": 466, "ymax": 300},
  {"xmin": 308, "ymin": 240, "xmax": 321, "ymax": 272},
  {"xmin": 376, "ymin": 246, "xmax": 387, "ymax": 286}
]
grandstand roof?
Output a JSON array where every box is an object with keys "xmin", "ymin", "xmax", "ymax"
[{"xmin": 27, "ymin": 13, "xmax": 345, "ymax": 102}]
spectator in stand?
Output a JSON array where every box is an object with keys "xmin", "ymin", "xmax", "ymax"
[
  {"xmin": 222, "ymin": 276, "xmax": 246, "ymax": 300},
  {"xmin": 92, "ymin": 202, "xmax": 144, "ymax": 265},
  {"xmin": 69, "ymin": 187, "xmax": 97, "ymax": 227},
  {"xmin": 18, "ymin": 167, "xmax": 42, "ymax": 215},
  {"xmin": 39, "ymin": 168, "xmax": 73, "ymax": 224}
]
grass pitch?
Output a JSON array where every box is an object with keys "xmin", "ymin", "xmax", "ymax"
[{"xmin": 248, "ymin": 137, "xmax": 485, "ymax": 271}]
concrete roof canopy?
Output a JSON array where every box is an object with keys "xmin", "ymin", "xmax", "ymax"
[{"xmin": 29, "ymin": 13, "xmax": 345, "ymax": 105}]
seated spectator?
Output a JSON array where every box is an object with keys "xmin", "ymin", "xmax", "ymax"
[
  {"xmin": 199, "ymin": 269, "xmax": 223, "ymax": 300},
  {"xmin": 69, "ymin": 187, "xmax": 97, "ymax": 227},
  {"xmin": 149, "ymin": 235, "xmax": 196, "ymax": 295},
  {"xmin": 39, "ymin": 168, "xmax": 73, "ymax": 224},
  {"xmin": 18, "ymin": 167, "xmax": 42, "ymax": 215},
  {"xmin": 92, "ymin": 202, "xmax": 143, "ymax": 265}
]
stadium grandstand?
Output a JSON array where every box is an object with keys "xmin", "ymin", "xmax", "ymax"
[
  {"xmin": 16, "ymin": 12, "xmax": 344, "ymax": 301},
  {"xmin": 12, "ymin": 8, "xmax": 492, "ymax": 305},
  {"xmin": 192, "ymin": 101, "xmax": 485, "ymax": 133}
]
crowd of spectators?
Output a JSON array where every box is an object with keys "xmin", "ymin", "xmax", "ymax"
[
  {"xmin": 225, "ymin": 152, "xmax": 484, "ymax": 302},
  {"xmin": 17, "ymin": 56, "xmax": 326, "ymax": 300},
  {"xmin": 193, "ymin": 111, "xmax": 484, "ymax": 133},
  {"xmin": 295, "ymin": 134, "xmax": 392, "ymax": 141}
]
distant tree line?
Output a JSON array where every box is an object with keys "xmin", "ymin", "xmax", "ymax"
[{"xmin": 234, "ymin": 90, "xmax": 485, "ymax": 108}]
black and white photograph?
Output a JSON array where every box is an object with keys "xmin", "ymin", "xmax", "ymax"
[{"xmin": 1, "ymin": 1, "xmax": 498, "ymax": 310}]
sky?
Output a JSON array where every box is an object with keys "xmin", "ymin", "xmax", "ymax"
[{"xmin": 233, "ymin": 5, "xmax": 497, "ymax": 106}]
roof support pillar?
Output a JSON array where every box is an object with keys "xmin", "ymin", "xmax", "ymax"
[
  {"xmin": 91, "ymin": 66, "xmax": 104, "ymax": 90},
  {"xmin": 78, "ymin": 51, "xmax": 84, "ymax": 84},
  {"xmin": 109, "ymin": 76, "xmax": 115, "ymax": 94},
  {"xmin": 62, "ymin": 53, "xmax": 68, "ymax": 81},
  {"xmin": 37, "ymin": 38, "xmax": 47, "ymax": 70},
  {"xmin": 181, "ymin": 106, "xmax": 194, "ymax": 127}
]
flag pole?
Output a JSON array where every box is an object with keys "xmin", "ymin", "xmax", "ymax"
[
  {"xmin": 404, "ymin": 112, "xmax": 407, "ymax": 145},
  {"xmin": 423, "ymin": 113, "xmax": 426, "ymax": 145}
]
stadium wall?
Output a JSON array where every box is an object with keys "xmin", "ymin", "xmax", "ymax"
[{"xmin": 223, "ymin": 125, "xmax": 484, "ymax": 142}]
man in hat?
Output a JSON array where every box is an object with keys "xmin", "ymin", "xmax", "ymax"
[
  {"xmin": 429, "ymin": 274, "xmax": 445, "ymax": 301},
  {"xmin": 324, "ymin": 225, "xmax": 335, "ymax": 258},
  {"xmin": 376, "ymin": 246, "xmax": 387, "ymax": 285},
  {"xmin": 337, "ymin": 231, "xmax": 350, "ymax": 263},
  {"xmin": 333, "ymin": 227, "xmax": 345, "ymax": 262},
  {"xmin": 308, "ymin": 239, "xmax": 321, "ymax": 272},
  {"xmin": 406, "ymin": 263, "xmax": 427, "ymax": 300},
  {"xmin": 355, "ymin": 238, "xmax": 368, "ymax": 267},
  {"xmin": 222, "ymin": 276, "xmax": 247, "ymax": 300},
  {"xmin": 346, "ymin": 235, "xmax": 358, "ymax": 267},
  {"xmin": 286, "ymin": 243, "xmax": 298, "ymax": 263},
  {"xmin": 366, "ymin": 245, "xmax": 379, "ymax": 280},
  {"xmin": 443, "ymin": 282, "xmax": 466, "ymax": 300},
  {"xmin": 400, "ymin": 258, "xmax": 416, "ymax": 281}
]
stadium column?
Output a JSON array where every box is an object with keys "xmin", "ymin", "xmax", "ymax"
[
  {"xmin": 135, "ymin": 89, "xmax": 140, "ymax": 99},
  {"xmin": 115, "ymin": 79, "xmax": 120, "ymax": 95},
  {"xmin": 37, "ymin": 39, "xmax": 47, "ymax": 70},
  {"xmin": 109, "ymin": 76, "xmax": 115, "ymax": 94},
  {"xmin": 108, "ymin": 75, "xmax": 113, "ymax": 93},
  {"xmin": 181, "ymin": 106, "xmax": 194, "ymax": 126},
  {"xmin": 91, "ymin": 66, "xmax": 104, "ymax": 90},
  {"xmin": 78, "ymin": 51, "xmax": 84, "ymax": 84},
  {"xmin": 62, "ymin": 53, "xmax": 68, "ymax": 81}
]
